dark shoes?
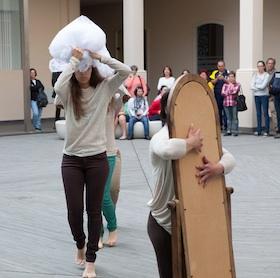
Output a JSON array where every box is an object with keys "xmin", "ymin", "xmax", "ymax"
[{"xmin": 224, "ymin": 132, "xmax": 232, "ymax": 136}]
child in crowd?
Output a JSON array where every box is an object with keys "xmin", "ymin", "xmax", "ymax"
[{"xmin": 221, "ymin": 71, "xmax": 240, "ymax": 136}]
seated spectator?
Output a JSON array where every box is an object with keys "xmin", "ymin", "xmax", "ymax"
[
  {"xmin": 124, "ymin": 65, "xmax": 148, "ymax": 97},
  {"xmin": 127, "ymin": 87, "xmax": 149, "ymax": 140},
  {"xmin": 115, "ymin": 94, "xmax": 131, "ymax": 140},
  {"xmin": 157, "ymin": 66, "xmax": 175, "ymax": 91},
  {"xmin": 148, "ymin": 86, "xmax": 169, "ymax": 121}
]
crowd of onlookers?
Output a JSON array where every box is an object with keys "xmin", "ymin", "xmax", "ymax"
[
  {"xmin": 30, "ymin": 58, "xmax": 280, "ymax": 139},
  {"xmin": 114, "ymin": 65, "xmax": 175, "ymax": 140},
  {"xmin": 197, "ymin": 58, "xmax": 280, "ymax": 138},
  {"xmin": 116, "ymin": 57, "xmax": 280, "ymax": 139}
]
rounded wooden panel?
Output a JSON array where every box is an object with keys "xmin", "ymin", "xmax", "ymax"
[{"xmin": 168, "ymin": 75, "xmax": 235, "ymax": 278}]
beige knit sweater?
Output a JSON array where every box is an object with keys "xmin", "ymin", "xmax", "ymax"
[{"xmin": 54, "ymin": 56, "xmax": 131, "ymax": 157}]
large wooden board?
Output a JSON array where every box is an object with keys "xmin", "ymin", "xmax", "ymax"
[{"xmin": 168, "ymin": 75, "xmax": 235, "ymax": 278}]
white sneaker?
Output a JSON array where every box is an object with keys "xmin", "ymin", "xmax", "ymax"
[{"xmin": 263, "ymin": 132, "xmax": 269, "ymax": 137}]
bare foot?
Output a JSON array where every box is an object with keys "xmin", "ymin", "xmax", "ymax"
[
  {"xmin": 106, "ymin": 230, "xmax": 117, "ymax": 247},
  {"xmin": 98, "ymin": 237, "xmax": 103, "ymax": 249},
  {"xmin": 82, "ymin": 262, "xmax": 96, "ymax": 278},
  {"xmin": 75, "ymin": 246, "xmax": 86, "ymax": 266}
]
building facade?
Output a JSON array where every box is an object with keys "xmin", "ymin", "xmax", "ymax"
[{"xmin": 0, "ymin": 0, "xmax": 279, "ymax": 131}]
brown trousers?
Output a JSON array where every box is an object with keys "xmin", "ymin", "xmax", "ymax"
[{"xmin": 61, "ymin": 152, "xmax": 109, "ymax": 262}]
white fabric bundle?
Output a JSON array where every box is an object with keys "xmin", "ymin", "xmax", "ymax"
[{"xmin": 49, "ymin": 15, "xmax": 114, "ymax": 77}]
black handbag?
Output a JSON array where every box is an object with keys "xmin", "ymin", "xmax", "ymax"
[
  {"xmin": 237, "ymin": 87, "xmax": 247, "ymax": 112},
  {"xmin": 37, "ymin": 88, "xmax": 49, "ymax": 108}
]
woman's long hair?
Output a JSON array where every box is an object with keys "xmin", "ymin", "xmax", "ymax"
[
  {"xmin": 160, "ymin": 91, "xmax": 170, "ymax": 125},
  {"xmin": 70, "ymin": 67, "xmax": 104, "ymax": 120}
]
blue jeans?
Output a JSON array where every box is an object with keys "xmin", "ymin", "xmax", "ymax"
[
  {"xmin": 274, "ymin": 95, "xmax": 280, "ymax": 132},
  {"xmin": 31, "ymin": 100, "xmax": 42, "ymax": 129},
  {"xmin": 255, "ymin": 95, "xmax": 270, "ymax": 134},
  {"xmin": 215, "ymin": 94, "xmax": 227, "ymax": 130},
  {"xmin": 128, "ymin": 116, "xmax": 149, "ymax": 139},
  {"xmin": 224, "ymin": 106, "xmax": 238, "ymax": 134}
]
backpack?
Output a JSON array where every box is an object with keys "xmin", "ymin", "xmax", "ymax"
[
  {"xmin": 37, "ymin": 88, "xmax": 49, "ymax": 108},
  {"xmin": 270, "ymin": 72, "xmax": 280, "ymax": 96}
]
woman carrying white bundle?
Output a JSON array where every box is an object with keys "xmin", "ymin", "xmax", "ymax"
[{"xmin": 54, "ymin": 47, "xmax": 130, "ymax": 278}]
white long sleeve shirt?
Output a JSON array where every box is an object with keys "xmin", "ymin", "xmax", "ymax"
[
  {"xmin": 251, "ymin": 72, "xmax": 270, "ymax": 96},
  {"xmin": 54, "ymin": 56, "xmax": 131, "ymax": 157},
  {"xmin": 148, "ymin": 124, "xmax": 236, "ymax": 234},
  {"xmin": 127, "ymin": 96, "xmax": 149, "ymax": 117},
  {"xmin": 157, "ymin": 76, "xmax": 175, "ymax": 91}
]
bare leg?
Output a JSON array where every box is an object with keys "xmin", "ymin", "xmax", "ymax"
[
  {"xmin": 106, "ymin": 230, "xmax": 118, "ymax": 247},
  {"xmin": 82, "ymin": 262, "xmax": 96, "ymax": 278},
  {"xmin": 119, "ymin": 115, "xmax": 127, "ymax": 139},
  {"xmin": 76, "ymin": 246, "xmax": 86, "ymax": 266},
  {"xmin": 98, "ymin": 237, "xmax": 103, "ymax": 249}
]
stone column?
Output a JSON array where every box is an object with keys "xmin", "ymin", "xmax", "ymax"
[
  {"xmin": 237, "ymin": 0, "xmax": 263, "ymax": 131},
  {"xmin": 123, "ymin": 0, "xmax": 145, "ymax": 77}
]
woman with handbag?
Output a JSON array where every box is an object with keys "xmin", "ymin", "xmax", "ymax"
[
  {"xmin": 30, "ymin": 68, "xmax": 44, "ymax": 131},
  {"xmin": 54, "ymin": 48, "xmax": 130, "ymax": 278},
  {"xmin": 221, "ymin": 71, "xmax": 240, "ymax": 136},
  {"xmin": 124, "ymin": 65, "xmax": 148, "ymax": 97},
  {"xmin": 251, "ymin": 60, "xmax": 270, "ymax": 136}
]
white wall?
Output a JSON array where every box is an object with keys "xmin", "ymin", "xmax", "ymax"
[
  {"xmin": 0, "ymin": 0, "xmax": 80, "ymax": 121},
  {"xmin": 145, "ymin": 0, "xmax": 240, "ymax": 96},
  {"xmin": 81, "ymin": 3, "xmax": 123, "ymax": 59},
  {"xmin": 264, "ymin": 0, "xmax": 280, "ymax": 64}
]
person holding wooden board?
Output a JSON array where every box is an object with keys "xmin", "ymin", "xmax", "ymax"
[{"xmin": 147, "ymin": 92, "xmax": 236, "ymax": 278}]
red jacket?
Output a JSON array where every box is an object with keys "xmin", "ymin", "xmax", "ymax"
[{"xmin": 148, "ymin": 97, "xmax": 161, "ymax": 116}]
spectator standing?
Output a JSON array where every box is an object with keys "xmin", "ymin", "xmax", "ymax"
[
  {"xmin": 124, "ymin": 65, "xmax": 148, "ymax": 97},
  {"xmin": 251, "ymin": 60, "xmax": 270, "ymax": 136},
  {"xmin": 148, "ymin": 86, "xmax": 169, "ymax": 121},
  {"xmin": 210, "ymin": 61, "xmax": 229, "ymax": 130},
  {"xmin": 52, "ymin": 71, "xmax": 62, "ymax": 127},
  {"xmin": 127, "ymin": 87, "xmax": 149, "ymax": 140},
  {"xmin": 221, "ymin": 71, "xmax": 240, "ymax": 136},
  {"xmin": 266, "ymin": 58, "xmax": 277, "ymax": 134},
  {"xmin": 157, "ymin": 66, "xmax": 175, "ymax": 91},
  {"xmin": 30, "ymin": 68, "xmax": 45, "ymax": 131},
  {"xmin": 199, "ymin": 69, "xmax": 214, "ymax": 91},
  {"xmin": 269, "ymin": 71, "xmax": 280, "ymax": 139}
]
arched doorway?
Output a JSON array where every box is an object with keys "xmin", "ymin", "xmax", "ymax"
[{"xmin": 197, "ymin": 23, "xmax": 224, "ymax": 72}]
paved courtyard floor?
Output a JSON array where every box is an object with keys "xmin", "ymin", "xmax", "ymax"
[{"xmin": 0, "ymin": 133, "xmax": 279, "ymax": 278}]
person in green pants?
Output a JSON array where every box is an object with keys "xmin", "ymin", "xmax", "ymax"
[{"xmin": 99, "ymin": 86, "xmax": 128, "ymax": 248}]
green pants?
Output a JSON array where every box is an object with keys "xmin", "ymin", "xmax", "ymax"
[{"xmin": 101, "ymin": 155, "xmax": 117, "ymax": 235}]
